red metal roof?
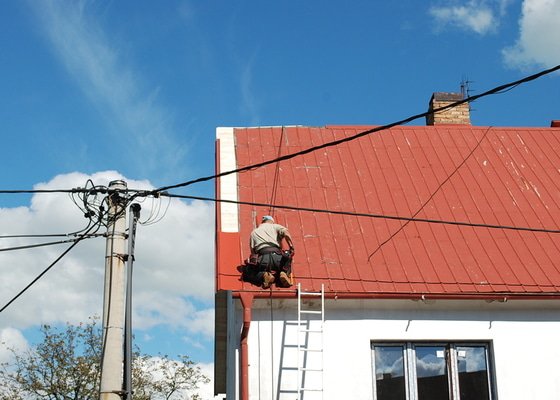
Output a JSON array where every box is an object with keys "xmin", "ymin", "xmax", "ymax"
[{"xmin": 216, "ymin": 125, "xmax": 560, "ymax": 298}]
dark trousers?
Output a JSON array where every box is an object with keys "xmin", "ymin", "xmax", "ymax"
[{"xmin": 257, "ymin": 247, "xmax": 292, "ymax": 275}]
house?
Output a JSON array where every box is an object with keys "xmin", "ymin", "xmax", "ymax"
[{"xmin": 214, "ymin": 93, "xmax": 560, "ymax": 400}]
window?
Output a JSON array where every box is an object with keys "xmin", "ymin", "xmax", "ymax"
[{"xmin": 372, "ymin": 342, "xmax": 494, "ymax": 400}]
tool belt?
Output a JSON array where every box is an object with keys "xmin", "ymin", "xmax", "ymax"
[
  {"xmin": 246, "ymin": 247, "xmax": 292, "ymax": 272},
  {"xmin": 242, "ymin": 246, "xmax": 293, "ymax": 286}
]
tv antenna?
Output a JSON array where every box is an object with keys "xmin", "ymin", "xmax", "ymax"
[{"xmin": 460, "ymin": 75, "xmax": 475, "ymax": 112}]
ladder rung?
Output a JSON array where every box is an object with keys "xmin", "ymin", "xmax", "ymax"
[{"xmin": 297, "ymin": 283, "xmax": 324, "ymax": 395}]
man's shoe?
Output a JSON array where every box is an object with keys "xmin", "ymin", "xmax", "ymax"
[
  {"xmin": 279, "ymin": 272, "xmax": 292, "ymax": 287},
  {"xmin": 262, "ymin": 272, "xmax": 275, "ymax": 289}
]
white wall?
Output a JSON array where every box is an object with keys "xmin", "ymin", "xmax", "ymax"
[{"xmin": 229, "ymin": 298, "xmax": 560, "ymax": 400}]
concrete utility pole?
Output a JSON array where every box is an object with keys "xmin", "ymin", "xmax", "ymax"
[{"xmin": 100, "ymin": 180, "xmax": 128, "ymax": 400}]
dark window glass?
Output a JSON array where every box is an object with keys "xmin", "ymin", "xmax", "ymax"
[
  {"xmin": 457, "ymin": 346, "xmax": 490, "ymax": 400},
  {"xmin": 374, "ymin": 345, "xmax": 406, "ymax": 400},
  {"xmin": 415, "ymin": 346, "xmax": 450, "ymax": 400},
  {"xmin": 373, "ymin": 343, "xmax": 493, "ymax": 400}
]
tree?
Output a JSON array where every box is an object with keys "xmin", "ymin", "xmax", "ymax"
[{"xmin": 0, "ymin": 317, "xmax": 209, "ymax": 400}]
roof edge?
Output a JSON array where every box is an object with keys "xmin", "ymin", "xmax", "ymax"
[{"xmin": 229, "ymin": 290, "xmax": 560, "ymax": 301}]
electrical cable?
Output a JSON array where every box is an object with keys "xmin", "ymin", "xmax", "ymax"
[
  {"xmin": 138, "ymin": 194, "xmax": 171, "ymax": 226},
  {"xmin": 0, "ymin": 233, "xmax": 104, "ymax": 252},
  {"xmin": 70, "ymin": 180, "xmax": 111, "ymax": 228},
  {"xmin": 0, "ymin": 186, "xmax": 145, "ymax": 196},
  {"xmin": 0, "ymin": 217, "xmax": 98, "ymax": 240},
  {"xmin": 268, "ymin": 126, "xmax": 285, "ymax": 216},
  {"xmin": 267, "ymin": 126, "xmax": 283, "ymax": 387},
  {"xmin": 149, "ymin": 64, "xmax": 560, "ymax": 195},
  {"xmin": 133, "ymin": 195, "xmax": 156, "ymax": 224},
  {"xmin": 367, "ymin": 126, "xmax": 494, "ymax": 261},
  {"xmin": 0, "ymin": 188, "xmax": 87, "ymax": 194},
  {"xmin": 265, "ymin": 124, "xmax": 283, "ymax": 396},
  {"xmin": 162, "ymin": 193, "xmax": 560, "ymax": 234},
  {"xmin": 0, "ymin": 179, "xmax": 109, "ymax": 312},
  {"xmin": 0, "ymin": 233, "xmax": 92, "ymax": 239},
  {"xmin": 268, "ymin": 288, "xmax": 274, "ymax": 400},
  {"xmin": 0, "ymin": 221, "xmax": 102, "ymax": 314},
  {"xmin": 0, "ymin": 65, "xmax": 558, "ymax": 199}
]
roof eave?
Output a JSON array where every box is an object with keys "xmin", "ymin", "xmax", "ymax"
[{"xmin": 230, "ymin": 289, "xmax": 560, "ymax": 301}]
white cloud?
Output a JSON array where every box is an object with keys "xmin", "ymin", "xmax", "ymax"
[
  {"xmin": 30, "ymin": 1, "xmax": 187, "ymax": 176},
  {"xmin": 0, "ymin": 172, "xmax": 214, "ymax": 339},
  {"xmin": 136, "ymin": 358, "xmax": 221, "ymax": 400},
  {"xmin": 0, "ymin": 328, "xmax": 29, "ymax": 364},
  {"xmin": 502, "ymin": 0, "xmax": 560, "ymax": 69},
  {"xmin": 415, "ymin": 353, "xmax": 446, "ymax": 377},
  {"xmin": 430, "ymin": 1, "xmax": 500, "ymax": 35},
  {"xmin": 198, "ymin": 362, "xmax": 226, "ymax": 400}
]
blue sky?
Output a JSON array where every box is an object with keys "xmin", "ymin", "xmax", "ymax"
[{"xmin": 0, "ymin": 1, "xmax": 558, "ymax": 397}]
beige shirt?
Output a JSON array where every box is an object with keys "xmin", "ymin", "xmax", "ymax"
[{"xmin": 250, "ymin": 223, "xmax": 287, "ymax": 253}]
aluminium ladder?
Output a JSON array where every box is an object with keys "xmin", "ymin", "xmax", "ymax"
[{"xmin": 297, "ymin": 283, "xmax": 324, "ymax": 400}]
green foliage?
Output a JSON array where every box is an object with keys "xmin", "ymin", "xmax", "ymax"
[{"xmin": 0, "ymin": 317, "xmax": 209, "ymax": 400}]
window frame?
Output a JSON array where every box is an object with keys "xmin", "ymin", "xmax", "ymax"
[{"xmin": 371, "ymin": 341, "xmax": 496, "ymax": 400}]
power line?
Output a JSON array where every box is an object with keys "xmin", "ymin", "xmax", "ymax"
[
  {"xmin": 0, "ymin": 194, "xmax": 107, "ymax": 312},
  {"xmin": 0, "ymin": 65, "xmax": 558, "ymax": 198},
  {"xmin": 367, "ymin": 125, "xmax": 494, "ymax": 261},
  {"xmin": 269, "ymin": 126, "xmax": 286, "ymax": 216},
  {"xmin": 0, "ymin": 188, "xmax": 87, "ymax": 194},
  {"xmin": 0, "ymin": 234, "xmax": 103, "ymax": 252},
  {"xmin": 0, "ymin": 187, "xmax": 146, "ymax": 196},
  {"xmin": 0, "ymin": 233, "xmax": 89, "ymax": 239},
  {"xmin": 151, "ymin": 64, "xmax": 560, "ymax": 194},
  {"xmin": 0, "ymin": 218, "xmax": 102, "ymax": 240},
  {"xmin": 0, "ymin": 223, "xmax": 102, "ymax": 313},
  {"xmin": 163, "ymin": 193, "xmax": 560, "ymax": 235}
]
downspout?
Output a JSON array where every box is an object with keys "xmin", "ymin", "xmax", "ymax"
[{"xmin": 239, "ymin": 292, "xmax": 254, "ymax": 400}]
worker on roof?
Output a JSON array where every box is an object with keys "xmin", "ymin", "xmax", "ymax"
[{"xmin": 249, "ymin": 215, "xmax": 294, "ymax": 288}]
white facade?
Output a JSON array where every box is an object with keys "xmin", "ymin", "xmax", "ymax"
[{"xmin": 224, "ymin": 297, "xmax": 560, "ymax": 400}]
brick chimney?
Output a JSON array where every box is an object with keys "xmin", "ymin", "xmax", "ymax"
[{"xmin": 426, "ymin": 92, "xmax": 470, "ymax": 125}]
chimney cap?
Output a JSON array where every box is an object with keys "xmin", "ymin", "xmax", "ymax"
[{"xmin": 431, "ymin": 92, "xmax": 464, "ymax": 102}]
